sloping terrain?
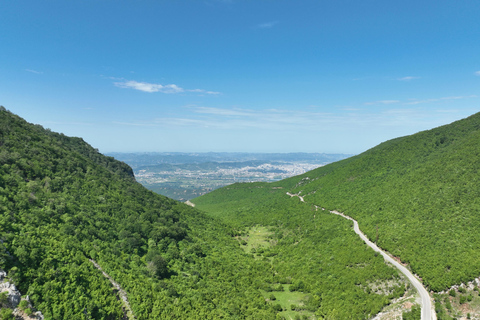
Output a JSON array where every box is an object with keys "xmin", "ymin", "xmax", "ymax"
[
  {"xmin": 194, "ymin": 112, "xmax": 480, "ymax": 319},
  {"xmin": 194, "ymin": 183, "xmax": 408, "ymax": 319},
  {"xmin": 0, "ymin": 108, "xmax": 281, "ymax": 319},
  {"xmin": 283, "ymin": 112, "xmax": 480, "ymax": 292}
]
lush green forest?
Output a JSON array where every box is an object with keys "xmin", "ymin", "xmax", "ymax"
[
  {"xmin": 0, "ymin": 108, "xmax": 287, "ymax": 319},
  {"xmin": 282, "ymin": 112, "xmax": 480, "ymax": 292},
  {"xmin": 5, "ymin": 107, "xmax": 480, "ymax": 319},
  {"xmin": 193, "ymin": 183, "xmax": 408, "ymax": 319},
  {"xmin": 194, "ymin": 112, "xmax": 480, "ymax": 318}
]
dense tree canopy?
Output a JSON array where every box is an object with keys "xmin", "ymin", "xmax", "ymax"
[
  {"xmin": 281, "ymin": 112, "xmax": 480, "ymax": 292},
  {"xmin": 194, "ymin": 183, "xmax": 406, "ymax": 318},
  {"xmin": 0, "ymin": 108, "xmax": 280, "ymax": 319},
  {"xmin": 4, "ymin": 106, "xmax": 478, "ymax": 319}
]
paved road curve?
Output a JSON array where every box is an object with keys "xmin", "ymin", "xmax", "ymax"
[
  {"xmin": 329, "ymin": 210, "xmax": 435, "ymax": 320},
  {"xmin": 286, "ymin": 192, "xmax": 435, "ymax": 319}
]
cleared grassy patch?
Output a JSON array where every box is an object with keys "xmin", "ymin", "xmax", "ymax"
[
  {"xmin": 263, "ymin": 284, "xmax": 316, "ymax": 320},
  {"xmin": 238, "ymin": 225, "xmax": 273, "ymax": 254}
]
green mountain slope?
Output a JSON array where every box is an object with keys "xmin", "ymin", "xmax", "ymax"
[
  {"xmin": 285, "ymin": 112, "xmax": 480, "ymax": 292},
  {"xmin": 195, "ymin": 112, "xmax": 480, "ymax": 293},
  {"xmin": 0, "ymin": 108, "xmax": 280, "ymax": 319},
  {"xmin": 194, "ymin": 183, "xmax": 408, "ymax": 319}
]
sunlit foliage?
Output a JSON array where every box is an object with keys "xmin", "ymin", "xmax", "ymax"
[{"xmin": 0, "ymin": 108, "xmax": 278, "ymax": 319}]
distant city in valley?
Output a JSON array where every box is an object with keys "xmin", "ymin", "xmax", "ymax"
[{"xmin": 109, "ymin": 152, "xmax": 352, "ymax": 201}]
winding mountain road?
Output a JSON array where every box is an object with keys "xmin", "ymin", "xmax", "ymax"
[
  {"xmin": 287, "ymin": 192, "xmax": 435, "ymax": 320},
  {"xmin": 330, "ymin": 211, "xmax": 435, "ymax": 320}
]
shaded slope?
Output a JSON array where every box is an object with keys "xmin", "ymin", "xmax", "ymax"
[{"xmin": 0, "ymin": 108, "xmax": 279, "ymax": 319}]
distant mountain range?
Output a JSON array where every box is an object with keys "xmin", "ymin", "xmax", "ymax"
[
  {"xmin": 108, "ymin": 151, "xmax": 352, "ymax": 167},
  {"xmin": 109, "ymin": 152, "xmax": 351, "ymax": 201}
]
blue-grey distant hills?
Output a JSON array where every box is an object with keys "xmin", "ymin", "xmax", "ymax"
[
  {"xmin": 108, "ymin": 152, "xmax": 352, "ymax": 201},
  {"xmin": 108, "ymin": 152, "xmax": 351, "ymax": 167}
]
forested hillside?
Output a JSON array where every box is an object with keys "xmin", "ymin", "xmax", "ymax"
[
  {"xmin": 194, "ymin": 111, "xmax": 480, "ymax": 318},
  {"xmin": 6, "ymin": 107, "xmax": 479, "ymax": 320},
  {"xmin": 0, "ymin": 108, "xmax": 284, "ymax": 319},
  {"xmin": 194, "ymin": 183, "xmax": 409, "ymax": 319},
  {"xmin": 282, "ymin": 111, "xmax": 480, "ymax": 292}
]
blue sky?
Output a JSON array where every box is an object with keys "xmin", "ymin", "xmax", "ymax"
[{"xmin": 1, "ymin": 0, "xmax": 479, "ymax": 154}]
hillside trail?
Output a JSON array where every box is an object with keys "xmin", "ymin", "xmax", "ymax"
[
  {"xmin": 286, "ymin": 192, "xmax": 436, "ymax": 320},
  {"xmin": 89, "ymin": 259, "xmax": 135, "ymax": 320}
]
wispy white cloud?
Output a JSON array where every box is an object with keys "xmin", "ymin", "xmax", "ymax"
[
  {"xmin": 364, "ymin": 95, "xmax": 476, "ymax": 106},
  {"xmin": 187, "ymin": 89, "xmax": 221, "ymax": 95},
  {"xmin": 114, "ymin": 80, "xmax": 220, "ymax": 95},
  {"xmin": 193, "ymin": 106, "xmax": 255, "ymax": 117},
  {"xmin": 116, "ymin": 107, "xmax": 342, "ymax": 130},
  {"xmin": 475, "ymin": 71, "xmax": 480, "ymax": 76},
  {"xmin": 364, "ymin": 100, "xmax": 400, "ymax": 105},
  {"xmin": 435, "ymin": 109, "xmax": 461, "ymax": 113},
  {"xmin": 42, "ymin": 121, "xmax": 93, "ymax": 126},
  {"xmin": 379, "ymin": 100, "xmax": 400, "ymax": 104},
  {"xmin": 112, "ymin": 105, "xmax": 478, "ymax": 144},
  {"xmin": 258, "ymin": 21, "xmax": 278, "ymax": 28},
  {"xmin": 397, "ymin": 76, "xmax": 420, "ymax": 81},
  {"xmin": 25, "ymin": 69, "xmax": 43, "ymax": 74},
  {"xmin": 406, "ymin": 95, "xmax": 477, "ymax": 105},
  {"xmin": 114, "ymin": 80, "xmax": 183, "ymax": 93}
]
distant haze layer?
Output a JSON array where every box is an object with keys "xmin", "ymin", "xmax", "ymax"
[{"xmin": 110, "ymin": 152, "xmax": 351, "ymax": 201}]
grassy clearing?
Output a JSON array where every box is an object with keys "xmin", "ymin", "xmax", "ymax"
[
  {"xmin": 238, "ymin": 227, "xmax": 316, "ymax": 319},
  {"xmin": 238, "ymin": 225, "xmax": 273, "ymax": 254}
]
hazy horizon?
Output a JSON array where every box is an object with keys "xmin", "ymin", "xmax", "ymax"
[{"xmin": 2, "ymin": 1, "xmax": 479, "ymax": 154}]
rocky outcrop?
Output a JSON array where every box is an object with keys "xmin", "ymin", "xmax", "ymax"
[
  {"xmin": 0, "ymin": 269, "xmax": 44, "ymax": 320},
  {"xmin": 0, "ymin": 280, "xmax": 21, "ymax": 308},
  {"xmin": 13, "ymin": 307, "xmax": 45, "ymax": 320}
]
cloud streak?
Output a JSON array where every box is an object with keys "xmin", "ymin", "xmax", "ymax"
[
  {"xmin": 397, "ymin": 76, "xmax": 420, "ymax": 81},
  {"xmin": 117, "ymin": 106, "xmax": 442, "ymax": 132},
  {"xmin": 258, "ymin": 21, "xmax": 278, "ymax": 28},
  {"xmin": 25, "ymin": 69, "xmax": 43, "ymax": 74},
  {"xmin": 406, "ymin": 95, "xmax": 477, "ymax": 105},
  {"xmin": 115, "ymin": 107, "xmax": 338, "ymax": 130},
  {"xmin": 364, "ymin": 100, "xmax": 400, "ymax": 105},
  {"xmin": 365, "ymin": 95, "xmax": 476, "ymax": 106},
  {"xmin": 113, "ymin": 93, "xmax": 477, "ymax": 140},
  {"xmin": 114, "ymin": 80, "xmax": 220, "ymax": 95}
]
